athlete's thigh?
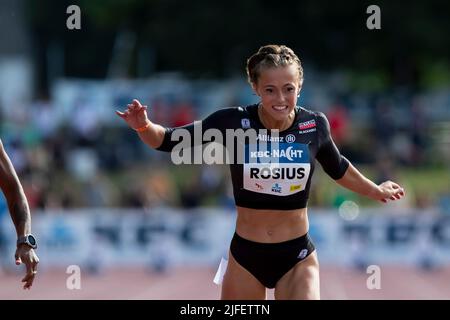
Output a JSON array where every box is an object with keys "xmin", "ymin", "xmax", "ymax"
[
  {"xmin": 274, "ymin": 251, "xmax": 320, "ymax": 300},
  {"xmin": 221, "ymin": 251, "xmax": 266, "ymax": 300}
]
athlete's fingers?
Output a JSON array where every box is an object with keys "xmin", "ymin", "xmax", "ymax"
[
  {"xmin": 390, "ymin": 182, "xmax": 398, "ymax": 188},
  {"xmin": 116, "ymin": 110, "xmax": 126, "ymax": 118},
  {"xmin": 22, "ymin": 271, "xmax": 36, "ymax": 290},
  {"xmin": 132, "ymin": 99, "xmax": 143, "ymax": 109},
  {"xmin": 132, "ymin": 105, "xmax": 143, "ymax": 113},
  {"xmin": 394, "ymin": 188, "xmax": 404, "ymax": 198},
  {"xmin": 129, "ymin": 103, "xmax": 139, "ymax": 111},
  {"xmin": 24, "ymin": 258, "xmax": 32, "ymax": 274},
  {"xmin": 20, "ymin": 259, "xmax": 35, "ymax": 289},
  {"xmin": 15, "ymin": 253, "xmax": 21, "ymax": 265}
]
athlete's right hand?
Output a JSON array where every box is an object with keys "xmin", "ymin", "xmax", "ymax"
[
  {"xmin": 116, "ymin": 99, "xmax": 151, "ymax": 130},
  {"xmin": 15, "ymin": 245, "xmax": 39, "ymax": 290}
]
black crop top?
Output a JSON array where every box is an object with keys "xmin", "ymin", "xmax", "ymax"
[{"xmin": 156, "ymin": 104, "xmax": 349, "ymax": 210}]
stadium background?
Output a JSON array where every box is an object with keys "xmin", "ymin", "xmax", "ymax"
[{"xmin": 0, "ymin": 0, "xmax": 449, "ymax": 299}]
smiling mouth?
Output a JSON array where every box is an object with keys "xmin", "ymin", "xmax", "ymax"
[{"xmin": 272, "ymin": 105, "xmax": 288, "ymax": 111}]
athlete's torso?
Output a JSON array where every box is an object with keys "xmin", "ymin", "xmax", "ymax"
[
  {"xmin": 219, "ymin": 104, "xmax": 323, "ymax": 210},
  {"xmin": 157, "ymin": 103, "xmax": 348, "ymax": 211},
  {"xmin": 236, "ymin": 206, "xmax": 309, "ymax": 242}
]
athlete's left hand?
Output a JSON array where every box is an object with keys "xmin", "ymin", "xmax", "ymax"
[{"xmin": 377, "ymin": 180, "xmax": 405, "ymax": 203}]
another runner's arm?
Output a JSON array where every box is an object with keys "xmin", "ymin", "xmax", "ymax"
[{"xmin": 0, "ymin": 140, "xmax": 31, "ymax": 238}]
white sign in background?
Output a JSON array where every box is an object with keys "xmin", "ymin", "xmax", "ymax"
[{"xmin": 1, "ymin": 208, "xmax": 449, "ymax": 269}]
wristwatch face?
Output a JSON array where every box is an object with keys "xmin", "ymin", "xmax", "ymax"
[
  {"xmin": 17, "ymin": 234, "xmax": 37, "ymax": 249},
  {"xmin": 27, "ymin": 235, "xmax": 36, "ymax": 246}
]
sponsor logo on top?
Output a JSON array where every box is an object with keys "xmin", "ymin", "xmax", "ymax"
[
  {"xmin": 285, "ymin": 134, "xmax": 296, "ymax": 143},
  {"xmin": 298, "ymin": 119, "xmax": 316, "ymax": 130},
  {"xmin": 241, "ymin": 118, "xmax": 251, "ymax": 129},
  {"xmin": 271, "ymin": 183, "xmax": 282, "ymax": 193},
  {"xmin": 249, "ymin": 147, "xmax": 303, "ymax": 162},
  {"xmin": 298, "ymin": 119, "xmax": 317, "ymax": 134},
  {"xmin": 255, "ymin": 183, "xmax": 264, "ymax": 190},
  {"xmin": 256, "ymin": 134, "xmax": 284, "ymax": 142}
]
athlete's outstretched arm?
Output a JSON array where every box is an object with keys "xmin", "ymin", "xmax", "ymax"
[
  {"xmin": 117, "ymin": 98, "xmax": 233, "ymax": 153},
  {"xmin": 116, "ymin": 99, "xmax": 166, "ymax": 149},
  {"xmin": 314, "ymin": 112, "xmax": 405, "ymax": 203},
  {"xmin": 336, "ymin": 162, "xmax": 405, "ymax": 203},
  {"xmin": 0, "ymin": 140, "xmax": 39, "ymax": 289}
]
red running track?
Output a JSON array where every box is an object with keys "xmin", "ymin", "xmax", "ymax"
[{"xmin": 1, "ymin": 265, "xmax": 450, "ymax": 300}]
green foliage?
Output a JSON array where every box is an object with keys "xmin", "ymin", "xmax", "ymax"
[{"xmin": 25, "ymin": 0, "xmax": 450, "ymax": 84}]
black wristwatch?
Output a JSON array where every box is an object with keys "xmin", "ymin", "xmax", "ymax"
[{"xmin": 17, "ymin": 234, "xmax": 37, "ymax": 249}]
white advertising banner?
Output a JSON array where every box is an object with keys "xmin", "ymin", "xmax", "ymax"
[{"xmin": 1, "ymin": 207, "xmax": 449, "ymax": 269}]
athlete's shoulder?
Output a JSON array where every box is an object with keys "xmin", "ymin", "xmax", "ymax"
[
  {"xmin": 213, "ymin": 104, "xmax": 259, "ymax": 121},
  {"xmin": 209, "ymin": 104, "xmax": 254, "ymax": 117},
  {"xmin": 297, "ymin": 106, "xmax": 325, "ymax": 118},
  {"xmin": 296, "ymin": 107, "xmax": 330, "ymax": 138},
  {"xmin": 298, "ymin": 106, "xmax": 329, "ymax": 125},
  {"xmin": 203, "ymin": 106, "xmax": 240, "ymax": 121},
  {"xmin": 201, "ymin": 105, "xmax": 256, "ymax": 130},
  {"xmin": 237, "ymin": 103, "xmax": 259, "ymax": 116}
]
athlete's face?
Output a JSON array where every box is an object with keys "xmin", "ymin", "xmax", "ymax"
[{"xmin": 253, "ymin": 64, "xmax": 302, "ymax": 122}]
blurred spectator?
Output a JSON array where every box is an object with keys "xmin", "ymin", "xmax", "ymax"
[
  {"xmin": 374, "ymin": 153, "xmax": 397, "ymax": 185},
  {"xmin": 409, "ymin": 97, "xmax": 429, "ymax": 166},
  {"xmin": 0, "ymin": 75, "xmax": 447, "ymax": 210},
  {"xmin": 327, "ymin": 101, "xmax": 350, "ymax": 145},
  {"xmin": 179, "ymin": 175, "xmax": 203, "ymax": 209},
  {"xmin": 149, "ymin": 96, "xmax": 171, "ymax": 125},
  {"xmin": 373, "ymin": 99, "xmax": 396, "ymax": 153},
  {"xmin": 30, "ymin": 94, "xmax": 58, "ymax": 139},
  {"xmin": 70, "ymin": 96, "xmax": 101, "ymax": 143},
  {"xmin": 139, "ymin": 169, "xmax": 176, "ymax": 208},
  {"xmin": 170, "ymin": 99, "xmax": 196, "ymax": 127},
  {"xmin": 83, "ymin": 172, "xmax": 119, "ymax": 207}
]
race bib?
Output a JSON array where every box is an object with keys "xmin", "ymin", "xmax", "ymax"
[{"xmin": 243, "ymin": 143, "xmax": 311, "ymax": 196}]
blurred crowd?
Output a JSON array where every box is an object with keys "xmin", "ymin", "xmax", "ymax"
[{"xmin": 0, "ymin": 74, "xmax": 449, "ymax": 213}]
